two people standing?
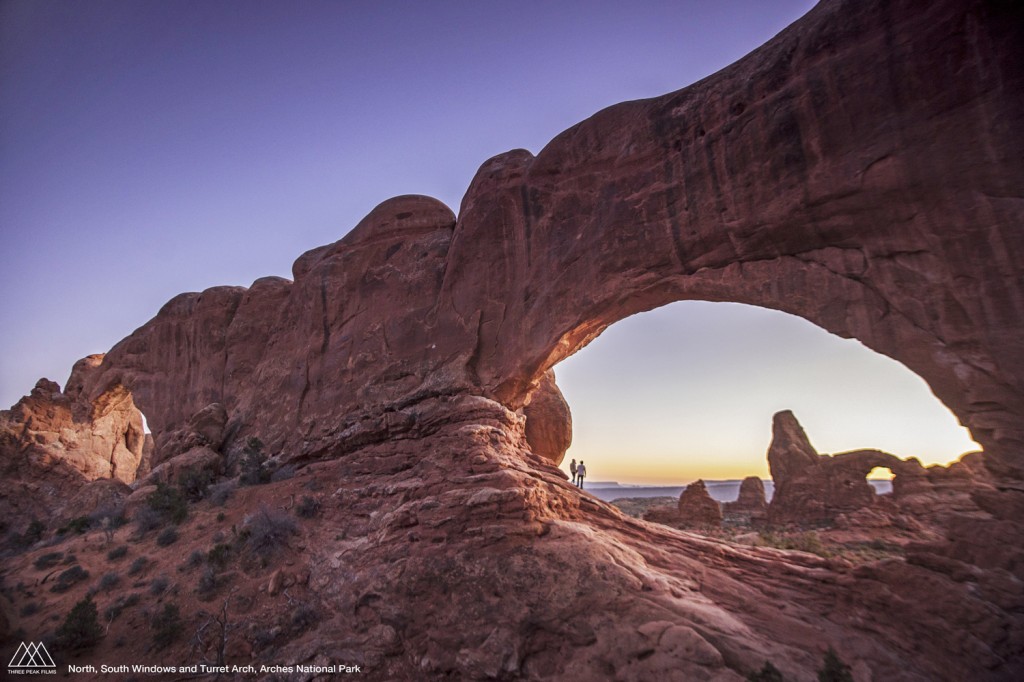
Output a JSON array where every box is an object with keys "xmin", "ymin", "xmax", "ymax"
[{"xmin": 569, "ymin": 458, "xmax": 587, "ymax": 488}]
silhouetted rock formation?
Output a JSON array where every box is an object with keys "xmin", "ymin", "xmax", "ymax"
[
  {"xmin": 724, "ymin": 476, "xmax": 768, "ymax": 525},
  {"xmin": 3, "ymin": 0, "xmax": 1024, "ymax": 678}
]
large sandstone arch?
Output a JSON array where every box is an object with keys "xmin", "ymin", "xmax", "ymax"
[{"xmin": 70, "ymin": 0, "xmax": 1022, "ymax": 483}]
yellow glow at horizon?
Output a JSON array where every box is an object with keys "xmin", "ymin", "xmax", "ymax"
[{"xmin": 554, "ymin": 301, "xmax": 980, "ymax": 486}]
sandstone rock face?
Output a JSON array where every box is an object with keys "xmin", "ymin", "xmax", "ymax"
[
  {"xmin": 522, "ymin": 370, "xmax": 572, "ymax": 465},
  {"xmin": 0, "ymin": 359, "xmax": 145, "ymax": 484},
  {"xmin": 3, "ymin": 0, "xmax": 1024, "ymax": 678},
  {"xmin": 60, "ymin": 0, "xmax": 1023, "ymax": 486},
  {"xmin": 767, "ymin": 410, "xmax": 925, "ymax": 525},
  {"xmin": 677, "ymin": 479, "xmax": 723, "ymax": 528}
]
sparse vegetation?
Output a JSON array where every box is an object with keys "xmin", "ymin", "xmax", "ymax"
[
  {"xmin": 149, "ymin": 574, "xmax": 171, "ymax": 596},
  {"xmin": 295, "ymin": 495, "xmax": 320, "ymax": 518},
  {"xmin": 207, "ymin": 543, "xmax": 233, "ymax": 569},
  {"xmin": 56, "ymin": 595, "xmax": 102, "ymax": 650},
  {"xmin": 128, "ymin": 556, "xmax": 149, "ymax": 576},
  {"xmin": 103, "ymin": 593, "xmax": 141, "ymax": 622},
  {"xmin": 758, "ymin": 531, "xmax": 831, "ymax": 558},
  {"xmin": 51, "ymin": 565, "xmax": 90, "ymax": 593},
  {"xmin": 818, "ymin": 647, "xmax": 853, "ymax": 682},
  {"xmin": 239, "ymin": 437, "xmax": 271, "ymax": 486},
  {"xmin": 133, "ymin": 506, "xmax": 165, "ymax": 536},
  {"xmin": 147, "ymin": 482, "xmax": 188, "ymax": 525},
  {"xmin": 241, "ymin": 506, "xmax": 298, "ymax": 563},
  {"xmin": 208, "ymin": 481, "xmax": 236, "ymax": 507},
  {"xmin": 271, "ymin": 464, "xmax": 297, "ymax": 482},
  {"xmin": 156, "ymin": 527, "xmax": 179, "ymax": 547},
  {"xmin": 10, "ymin": 519, "xmax": 46, "ymax": 548},
  {"xmin": 20, "ymin": 602, "xmax": 40, "ymax": 617},
  {"xmin": 290, "ymin": 603, "xmax": 320, "ymax": 632},
  {"xmin": 34, "ymin": 551, "xmax": 64, "ymax": 570},
  {"xmin": 178, "ymin": 467, "xmax": 214, "ymax": 502},
  {"xmin": 97, "ymin": 571, "xmax": 121, "ymax": 592},
  {"xmin": 197, "ymin": 566, "xmax": 220, "ymax": 600},
  {"xmin": 749, "ymin": 661, "xmax": 785, "ymax": 681},
  {"xmin": 151, "ymin": 603, "xmax": 183, "ymax": 651},
  {"xmin": 58, "ymin": 516, "xmax": 92, "ymax": 536},
  {"xmin": 107, "ymin": 545, "xmax": 129, "ymax": 561},
  {"xmin": 183, "ymin": 550, "xmax": 206, "ymax": 569}
]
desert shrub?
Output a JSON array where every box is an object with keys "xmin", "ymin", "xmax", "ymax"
[
  {"xmin": 107, "ymin": 545, "xmax": 128, "ymax": 561},
  {"xmin": 34, "ymin": 552, "xmax": 64, "ymax": 570},
  {"xmin": 270, "ymin": 464, "xmax": 297, "ymax": 482},
  {"xmin": 149, "ymin": 574, "xmax": 170, "ymax": 596},
  {"xmin": 147, "ymin": 483, "xmax": 188, "ymax": 525},
  {"xmin": 56, "ymin": 595, "xmax": 102, "ymax": 650},
  {"xmin": 89, "ymin": 504, "xmax": 127, "ymax": 530},
  {"xmin": 183, "ymin": 550, "xmax": 205, "ymax": 569},
  {"xmin": 291, "ymin": 603, "xmax": 319, "ymax": 632},
  {"xmin": 197, "ymin": 566, "xmax": 219, "ymax": 600},
  {"xmin": 11, "ymin": 519, "xmax": 46, "ymax": 548},
  {"xmin": 241, "ymin": 506, "xmax": 298, "ymax": 562},
  {"xmin": 51, "ymin": 565, "xmax": 89, "ymax": 593},
  {"xmin": 749, "ymin": 661, "xmax": 785, "ymax": 682},
  {"xmin": 127, "ymin": 556, "xmax": 148, "ymax": 576},
  {"xmin": 207, "ymin": 543, "xmax": 233, "ymax": 569},
  {"xmin": 155, "ymin": 527, "xmax": 179, "ymax": 547},
  {"xmin": 208, "ymin": 481, "xmax": 236, "ymax": 507},
  {"xmin": 239, "ymin": 437, "xmax": 271, "ymax": 486},
  {"xmin": 178, "ymin": 467, "xmax": 214, "ymax": 502},
  {"xmin": 97, "ymin": 571, "xmax": 120, "ymax": 592},
  {"xmin": 758, "ymin": 531, "xmax": 831, "ymax": 558},
  {"xmin": 103, "ymin": 593, "xmax": 141, "ymax": 622},
  {"xmin": 20, "ymin": 602, "xmax": 40, "ymax": 617},
  {"xmin": 151, "ymin": 603, "xmax": 183, "ymax": 651},
  {"xmin": 818, "ymin": 647, "xmax": 853, "ymax": 682},
  {"xmin": 58, "ymin": 516, "xmax": 92, "ymax": 536},
  {"xmin": 133, "ymin": 506, "xmax": 165, "ymax": 536},
  {"xmin": 295, "ymin": 495, "xmax": 320, "ymax": 519},
  {"xmin": 62, "ymin": 553, "xmax": 77, "ymax": 565}
]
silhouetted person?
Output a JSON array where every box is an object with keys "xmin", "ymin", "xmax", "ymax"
[
  {"xmin": 569, "ymin": 458, "xmax": 578, "ymax": 485},
  {"xmin": 577, "ymin": 461, "xmax": 587, "ymax": 488}
]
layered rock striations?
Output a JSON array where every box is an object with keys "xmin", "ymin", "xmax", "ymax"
[{"xmin": 3, "ymin": 0, "xmax": 1024, "ymax": 678}]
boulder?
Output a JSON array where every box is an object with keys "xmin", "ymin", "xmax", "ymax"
[{"xmin": 522, "ymin": 371, "xmax": 572, "ymax": 465}]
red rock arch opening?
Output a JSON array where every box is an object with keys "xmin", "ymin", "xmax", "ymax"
[{"xmin": 544, "ymin": 300, "xmax": 978, "ymax": 486}]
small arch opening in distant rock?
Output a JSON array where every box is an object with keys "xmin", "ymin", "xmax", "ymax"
[{"xmin": 867, "ymin": 466, "xmax": 894, "ymax": 496}]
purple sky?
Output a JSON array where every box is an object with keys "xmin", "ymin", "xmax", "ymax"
[{"xmin": 0, "ymin": 1, "xmax": 977, "ymax": 481}]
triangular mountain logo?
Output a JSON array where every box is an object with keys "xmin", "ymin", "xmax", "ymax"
[{"xmin": 9, "ymin": 641, "xmax": 56, "ymax": 668}]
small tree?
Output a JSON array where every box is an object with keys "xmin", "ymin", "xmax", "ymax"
[
  {"xmin": 239, "ymin": 437, "xmax": 271, "ymax": 486},
  {"xmin": 818, "ymin": 647, "xmax": 854, "ymax": 682},
  {"xmin": 56, "ymin": 595, "xmax": 102, "ymax": 650},
  {"xmin": 147, "ymin": 482, "xmax": 188, "ymax": 525},
  {"xmin": 151, "ymin": 603, "xmax": 183, "ymax": 651}
]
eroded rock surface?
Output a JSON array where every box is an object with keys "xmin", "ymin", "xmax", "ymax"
[
  {"xmin": 523, "ymin": 370, "xmax": 572, "ymax": 465},
  {"xmin": 2, "ymin": 0, "xmax": 1023, "ymax": 678}
]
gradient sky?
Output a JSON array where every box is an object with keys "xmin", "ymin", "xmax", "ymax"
[{"xmin": 0, "ymin": 0, "xmax": 977, "ymax": 483}]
